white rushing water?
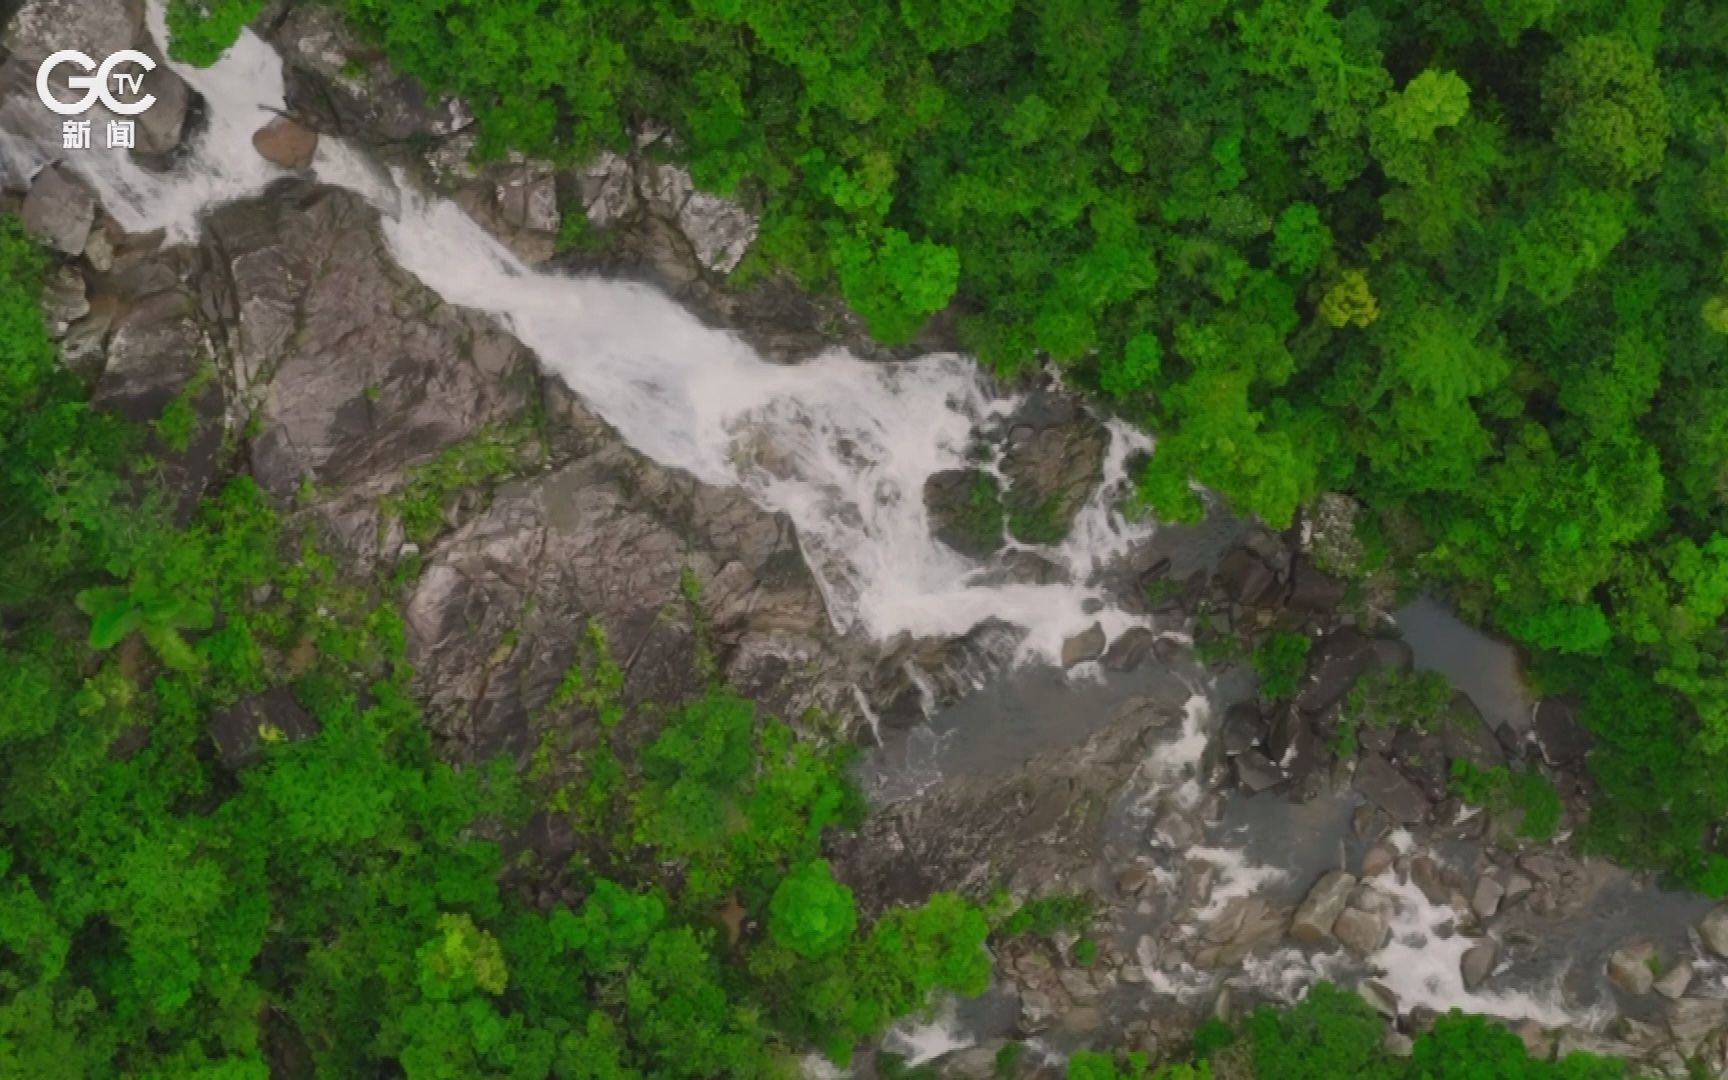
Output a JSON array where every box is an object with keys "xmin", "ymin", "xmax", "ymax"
[{"xmin": 0, "ymin": 7, "xmax": 1156, "ymax": 666}]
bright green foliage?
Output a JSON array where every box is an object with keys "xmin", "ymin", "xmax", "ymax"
[
  {"xmin": 769, "ymin": 860, "xmax": 857, "ymax": 958},
  {"xmin": 1253, "ymin": 630, "xmax": 1312, "ymax": 701},
  {"xmin": 1543, "ymin": 35, "xmax": 1670, "ymax": 187},
  {"xmin": 74, "ymin": 582, "xmax": 213, "ymax": 670},
  {"xmin": 1321, "ymin": 271, "xmax": 1381, "ymax": 329},
  {"xmin": 165, "ymin": 0, "xmax": 265, "ymax": 66}
]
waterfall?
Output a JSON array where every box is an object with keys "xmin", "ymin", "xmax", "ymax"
[{"xmin": 1, "ymin": 5, "xmax": 1164, "ymax": 666}]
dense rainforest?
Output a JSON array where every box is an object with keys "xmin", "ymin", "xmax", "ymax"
[
  {"xmin": 0, "ymin": 0, "xmax": 1721, "ymax": 1075},
  {"xmin": 172, "ymin": 0, "xmax": 1728, "ymax": 889},
  {"xmin": 0, "ymin": 213, "xmax": 1641, "ymax": 1074}
]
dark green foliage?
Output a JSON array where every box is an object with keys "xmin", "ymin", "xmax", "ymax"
[
  {"xmin": 996, "ymin": 891, "xmax": 1095, "ymax": 939},
  {"xmin": 1337, "ymin": 669, "xmax": 1451, "ymax": 753},
  {"xmin": 1086, "ymin": 984, "xmax": 1641, "ymax": 1077},
  {"xmin": 1450, "ymin": 760, "xmax": 1564, "ymax": 841},
  {"xmin": 1254, "ymin": 631, "xmax": 1312, "ymax": 702}
]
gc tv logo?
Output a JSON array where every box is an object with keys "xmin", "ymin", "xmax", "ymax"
[{"xmin": 36, "ymin": 49, "xmax": 157, "ymax": 116}]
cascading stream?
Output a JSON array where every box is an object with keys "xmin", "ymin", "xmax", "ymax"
[
  {"xmin": 5, "ymin": 3, "xmax": 1685, "ymax": 1053},
  {"xmin": 2, "ymin": 6, "xmax": 1155, "ymax": 665}
]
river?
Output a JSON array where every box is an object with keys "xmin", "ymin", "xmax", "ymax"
[{"xmin": 6, "ymin": 4, "xmax": 1728, "ymax": 1074}]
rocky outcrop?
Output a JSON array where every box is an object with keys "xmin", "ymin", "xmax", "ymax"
[
  {"xmin": 20, "ymin": 165, "xmax": 97, "ymax": 256},
  {"xmin": 997, "ymin": 392, "xmax": 1110, "ymax": 545},
  {"xmin": 832, "ymin": 698, "xmax": 1182, "ymax": 910},
  {"xmin": 187, "ymin": 180, "xmax": 858, "ymax": 753},
  {"xmin": 270, "ymin": 4, "xmax": 470, "ymax": 146},
  {"xmin": 923, "ymin": 468, "xmax": 1005, "ymax": 559}
]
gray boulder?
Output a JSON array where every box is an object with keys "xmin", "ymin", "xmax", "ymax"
[
  {"xmin": 21, "ymin": 165, "xmax": 95, "ymax": 255},
  {"xmin": 1461, "ymin": 941, "xmax": 1499, "ymax": 990},
  {"xmin": 998, "ymin": 392, "xmax": 1108, "ymax": 545},
  {"xmin": 1333, "ymin": 905, "xmax": 1388, "ymax": 956},
  {"xmin": 1654, "ymin": 961, "xmax": 1694, "ymax": 1001},
  {"xmin": 1296, "ymin": 629, "xmax": 1378, "ymax": 712},
  {"xmin": 1699, "ymin": 905, "xmax": 1728, "ymax": 958},
  {"xmin": 923, "ymin": 469, "xmax": 1004, "ymax": 559},
  {"xmin": 208, "ymin": 688, "xmax": 319, "ymax": 769},
  {"xmin": 1290, "ymin": 870, "xmax": 1357, "ymax": 944},
  {"xmin": 1606, "ymin": 943, "xmax": 1655, "ymax": 996},
  {"xmin": 1287, "ymin": 556, "xmax": 1346, "ymax": 612},
  {"xmin": 1533, "ymin": 699, "xmax": 1590, "ymax": 765},
  {"xmin": 1355, "ymin": 751, "xmax": 1431, "ymax": 824},
  {"xmin": 130, "ymin": 44, "xmax": 194, "ymax": 162}
]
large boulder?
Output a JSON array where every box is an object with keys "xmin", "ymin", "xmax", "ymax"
[
  {"xmin": 253, "ymin": 117, "xmax": 319, "ymax": 170},
  {"xmin": 1461, "ymin": 941, "xmax": 1499, "ymax": 990},
  {"xmin": 923, "ymin": 468, "xmax": 1005, "ymax": 559},
  {"xmin": 997, "ymin": 392, "xmax": 1109, "ymax": 545},
  {"xmin": 1699, "ymin": 905, "xmax": 1728, "ymax": 959},
  {"xmin": 129, "ymin": 44, "xmax": 195, "ymax": 163},
  {"xmin": 1607, "ymin": 943, "xmax": 1656, "ymax": 996},
  {"xmin": 1354, "ymin": 751, "xmax": 1431, "ymax": 824},
  {"xmin": 1533, "ymin": 699, "xmax": 1591, "ymax": 766},
  {"xmin": 1290, "ymin": 870, "xmax": 1356, "ymax": 944},
  {"xmin": 1440, "ymin": 692, "xmax": 1506, "ymax": 771},
  {"xmin": 1287, "ymin": 556, "xmax": 1347, "ymax": 612},
  {"xmin": 208, "ymin": 688, "xmax": 319, "ymax": 769},
  {"xmin": 20, "ymin": 165, "xmax": 95, "ymax": 255},
  {"xmin": 1296, "ymin": 629, "xmax": 1380, "ymax": 712}
]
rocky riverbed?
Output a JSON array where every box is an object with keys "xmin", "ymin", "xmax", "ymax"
[{"xmin": 6, "ymin": 2, "xmax": 1728, "ymax": 1077}]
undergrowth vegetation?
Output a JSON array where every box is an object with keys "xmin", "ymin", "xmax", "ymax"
[{"xmin": 0, "ymin": 214, "xmax": 988, "ymax": 1075}]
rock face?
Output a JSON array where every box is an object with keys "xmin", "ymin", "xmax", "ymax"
[
  {"xmin": 202, "ymin": 182, "xmax": 535, "ymax": 525},
  {"xmin": 923, "ymin": 468, "xmax": 1004, "ymax": 559},
  {"xmin": 1354, "ymin": 751, "xmax": 1431, "ymax": 824},
  {"xmin": 272, "ymin": 5, "xmax": 469, "ymax": 145},
  {"xmin": 998, "ymin": 392, "xmax": 1109, "ymax": 544},
  {"xmin": 253, "ymin": 117, "xmax": 319, "ymax": 169},
  {"xmin": 195, "ymin": 181, "xmax": 855, "ymax": 751},
  {"xmin": 21, "ymin": 165, "xmax": 96, "ymax": 255},
  {"xmin": 832, "ymin": 701, "xmax": 1181, "ymax": 910}
]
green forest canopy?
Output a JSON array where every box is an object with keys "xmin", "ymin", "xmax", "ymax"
[{"xmin": 180, "ymin": 0, "xmax": 1728, "ymax": 887}]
